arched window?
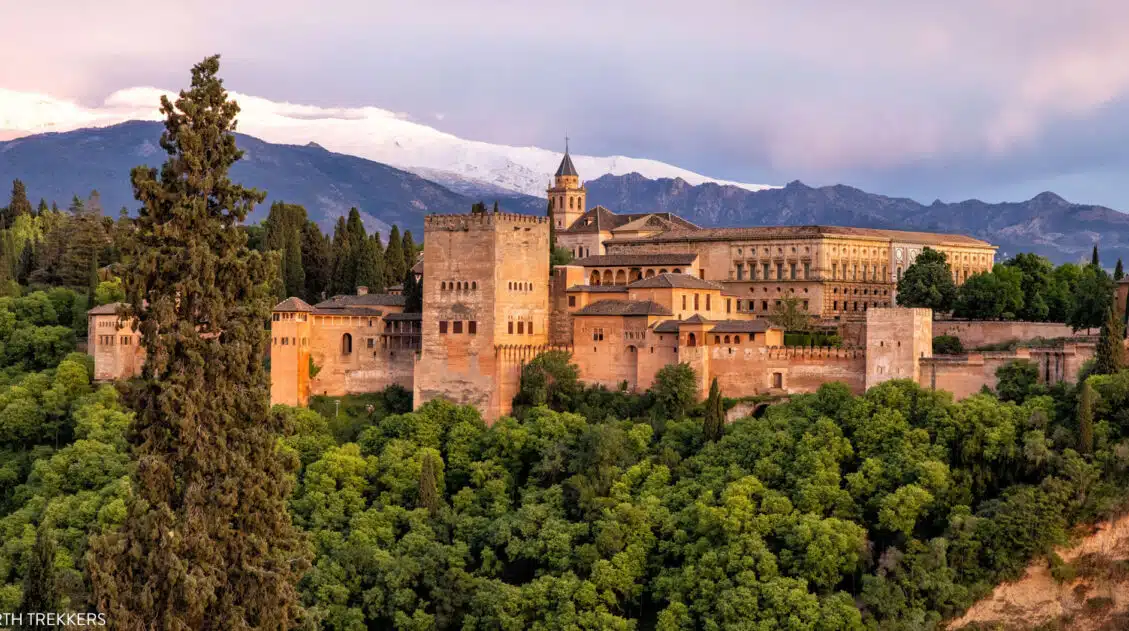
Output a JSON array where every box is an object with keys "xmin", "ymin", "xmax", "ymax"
[
  {"xmin": 569, "ymin": 197, "xmax": 574, "ymax": 209},
  {"xmin": 341, "ymin": 333, "xmax": 353, "ymax": 355},
  {"xmin": 659, "ymin": 268, "xmax": 668, "ymax": 274},
  {"xmin": 645, "ymin": 269, "xmax": 655, "ymax": 278},
  {"xmin": 441, "ymin": 281, "xmax": 447, "ymax": 290},
  {"xmin": 602, "ymin": 270, "xmax": 613, "ymax": 285},
  {"xmin": 687, "ymin": 333, "xmax": 697, "ymax": 347},
  {"xmin": 615, "ymin": 270, "xmax": 627, "ymax": 285},
  {"xmin": 723, "ymin": 335, "xmax": 731, "ymax": 343},
  {"xmin": 734, "ymin": 336, "xmax": 741, "ymax": 344},
  {"xmin": 472, "ymin": 281, "xmax": 477, "ymax": 290},
  {"xmin": 591, "ymin": 271, "xmax": 601, "ymax": 285},
  {"xmin": 715, "ymin": 336, "xmax": 721, "ymax": 344},
  {"xmin": 673, "ymin": 268, "xmax": 682, "ymax": 274}
]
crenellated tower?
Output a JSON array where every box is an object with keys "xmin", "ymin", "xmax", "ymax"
[{"xmin": 547, "ymin": 140, "xmax": 586, "ymax": 231}]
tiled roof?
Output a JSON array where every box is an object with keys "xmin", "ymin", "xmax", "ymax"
[
  {"xmin": 612, "ymin": 214, "xmax": 677, "ymax": 234},
  {"xmin": 316, "ymin": 294, "xmax": 406, "ymax": 308},
  {"xmin": 709, "ymin": 320, "xmax": 779, "ymax": 333},
  {"xmin": 604, "ymin": 225, "xmax": 994, "ymax": 248},
  {"xmin": 411, "ymin": 260, "xmax": 423, "ymax": 275},
  {"xmin": 652, "ymin": 320, "xmax": 682, "ymax": 333},
  {"xmin": 562, "ymin": 207, "xmax": 700, "ymax": 234},
  {"xmin": 573, "ymin": 253, "xmax": 698, "ymax": 267},
  {"xmin": 273, "ymin": 297, "xmax": 315, "ymax": 312},
  {"xmin": 384, "ymin": 312, "xmax": 422, "ymax": 321},
  {"xmin": 555, "ymin": 151, "xmax": 579, "ymax": 177},
  {"xmin": 682, "ymin": 314, "xmax": 708, "ymax": 324},
  {"xmin": 573, "ymin": 300, "xmax": 673, "ymax": 317},
  {"xmin": 312, "ymin": 307, "xmax": 383, "ymax": 317},
  {"xmin": 566, "ymin": 285, "xmax": 628, "ymax": 293},
  {"xmin": 628, "ymin": 273, "xmax": 724, "ymax": 290},
  {"xmin": 87, "ymin": 302, "xmax": 126, "ymax": 316}
]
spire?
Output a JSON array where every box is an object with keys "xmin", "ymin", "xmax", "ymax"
[{"xmin": 555, "ymin": 138, "xmax": 578, "ymax": 178}]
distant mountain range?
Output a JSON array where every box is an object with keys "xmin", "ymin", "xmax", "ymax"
[{"xmin": 1, "ymin": 121, "xmax": 1127, "ymax": 264}]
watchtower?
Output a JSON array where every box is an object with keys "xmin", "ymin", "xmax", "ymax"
[{"xmin": 547, "ymin": 140, "xmax": 586, "ymax": 231}]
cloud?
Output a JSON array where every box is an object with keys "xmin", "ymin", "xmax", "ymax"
[{"xmin": 4, "ymin": 0, "xmax": 1129, "ymax": 207}]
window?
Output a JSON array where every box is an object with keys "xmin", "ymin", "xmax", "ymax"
[
  {"xmin": 734, "ymin": 336, "xmax": 741, "ymax": 343},
  {"xmin": 726, "ymin": 299, "xmax": 732, "ymax": 314},
  {"xmin": 790, "ymin": 263, "xmax": 797, "ymax": 279},
  {"xmin": 833, "ymin": 300, "xmax": 838, "ymax": 310},
  {"xmin": 682, "ymin": 295, "xmax": 687, "ymax": 310},
  {"xmin": 272, "ymin": 313, "xmax": 280, "ymax": 321},
  {"xmin": 568, "ymin": 296, "xmax": 576, "ymax": 307},
  {"xmin": 802, "ymin": 300, "xmax": 809, "ymax": 310},
  {"xmin": 736, "ymin": 263, "xmax": 744, "ymax": 280},
  {"xmin": 687, "ymin": 333, "xmax": 697, "ymax": 347},
  {"xmin": 776, "ymin": 262, "xmax": 783, "ymax": 279},
  {"xmin": 439, "ymin": 321, "xmax": 448, "ymax": 335},
  {"xmin": 897, "ymin": 266, "xmax": 903, "ymax": 281},
  {"xmin": 508, "ymin": 322, "xmax": 513, "ymax": 334},
  {"xmin": 342, "ymin": 333, "xmax": 353, "ymax": 354},
  {"xmin": 723, "ymin": 335, "xmax": 730, "ymax": 344},
  {"xmin": 803, "ymin": 262, "xmax": 810, "ymax": 279},
  {"xmin": 715, "ymin": 336, "xmax": 721, "ymax": 344},
  {"xmin": 694, "ymin": 294, "xmax": 700, "ymax": 310},
  {"xmin": 593, "ymin": 328, "xmax": 604, "ymax": 341},
  {"xmin": 517, "ymin": 321, "xmax": 524, "ymax": 335},
  {"xmin": 832, "ymin": 263, "xmax": 838, "ymax": 279},
  {"xmin": 453, "ymin": 321, "xmax": 463, "ymax": 334},
  {"xmin": 762, "ymin": 300, "xmax": 768, "ymax": 311},
  {"xmin": 772, "ymin": 372, "xmax": 783, "ymax": 388},
  {"xmin": 706, "ymin": 295, "xmax": 711, "ymax": 310},
  {"xmin": 853, "ymin": 264, "xmax": 858, "ymax": 280},
  {"xmin": 527, "ymin": 322, "xmax": 534, "ymax": 335},
  {"xmin": 367, "ymin": 338, "xmax": 374, "ymax": 349},
  {"xmin": 763, "ymin": 263, "xmax": 770, "ymax": 279}
]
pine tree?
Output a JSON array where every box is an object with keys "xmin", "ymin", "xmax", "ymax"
[
  {"xmin": 18, "ymin": 522, "xmax": 59, "ymax": 625},
  {"xmin": 401, "ymin": 229, "xmax": 416, "ymax": 274},
  {"xmin": 1093, "ymin": 304, "xmax": 1127, "ymax": 375},
  {"xmin": 1116, "ymin": 258, "xmax": 1125, "ymax": 281},
  {"xmin": 703, "ymin": 378, "xmax": 725, "ymax": 442},
  {"xmin": 4, "ymin": 179, "xmax": 33, "ymax": 228},
  {"xmin": 1091, "ymin": 245, "xmax": 1100, "ymax": 267},
  {"xmin": 16, "ymin": 241, "xmax": 35, "ymax": 285},
  {"xmin": 36, "ymin": 199, "xmax": 48, "ymax": 217},
  {"xmin": 384, "ymin": 225, "xmax": 405, "ymax": 288},
  {"xmin": 1078, "ymin": 379, "xmax": 1095, "ymax": 455},
  {"xmin": 88, "ymin": 55, "xmax": 309, "ymax": 629},
  {"xmin": 87, "ymin": 254, "xmax": 100, "ymax": 299},
  {"xmin": 492, "ymin": 200, "xmax": 499, "ymax": 213},
  {"xmin": 418, "ymin": 452, "xmax": 440, "ymax": 516}
]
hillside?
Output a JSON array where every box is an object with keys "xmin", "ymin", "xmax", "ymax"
[
  {"xmin": 950, "ymin": 513, "xmax": 1129, "ymax": 630},
  {"xmin": 585, "ymin": 174, "xmax": 1129, "ymax": 264},
  {"xmin": 0, "ymin": 121, "xmax": 545, "ymax": 235}
]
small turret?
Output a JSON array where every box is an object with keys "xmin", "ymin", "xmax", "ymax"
[{"xmin": 547, "ymin": 138, "xmax": 586, "ymax": 231}]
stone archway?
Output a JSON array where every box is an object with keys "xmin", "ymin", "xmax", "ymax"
[
  {"xmin": 602, "ymin": 270, "xmax": 614, "ymax": 285},
  {"xmin": 629, "ymin": 268, "xmax": 643, "ymax": 282},
  {"xmin": 687, "ymin": 333, "xmax": 697, "ymax": 347},
  {"xmin": 614, "ymin": 269, "xmax": 627, "ymax": 285},
  {"xmin": 590, "ymin": 271, "xmax": 601, "ymax": 285},
  {"xmin": 645, "ymin": 269, "xmax": 656, "ymax": 278}
]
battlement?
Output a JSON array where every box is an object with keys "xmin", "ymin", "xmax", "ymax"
[
  {"xmin": 424, "ymin": 212, "xmax": 549, "ymax": 231},
  {"xmin": 762, "ymin": 345, "xmax": 865, "ymax": 360},
  {"xmin": 496, "ymin": 344, "xmax": 575, "ymax": 361}
]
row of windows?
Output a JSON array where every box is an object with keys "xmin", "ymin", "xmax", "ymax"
[
  {"xmin": 549, "ymin": 196, "xmax": 581, "ymax": 210},
  {"xmin": 507, "ymin": 321, "xmax": 535, "ymax": 335},
  {"xmin": 680, "ymin": 293, "xmax": 712, "ymax": 311},
  {"xmin": 272, "ymin": 313, "xmax": 308, "ymax": 322},
  {"xmin": 712, "ymin": 335, "xmax": 746, "ymax": 344},
  {"xmin": 734, "ymin": 262, "xmax": 812, "ymax": 281},
  {"xmin": 735, "ymin": 246, "xmax": 811, "ymax": 256},
  {"xmin": 439, "ymin": 321, "xmax": 479, "ymax": 335},
  {"xmin": 272, "ymin": 336, "xmax": 308, "ymax": 347},
  {"xmin": 440, "ymin": 281, "xmax": 477, "ymax": 291},
  {"xmin": 831, "ymin": 301, "xmax": 890, "ymax": 311},
  {"xmin": 831, "ymin": 287, "xmax": 890, "ymax": 296},
  {"xmin": 571, "ymin": 247, "xmax": 592, "ymax": 259},
  {"xmin": 743, "ymin": 299, "xmax": 810, "ymax": 312},
  {"xmin": 590, "ymin": 268, "xmax": 684, "ymax": 285},
  {"xmin": 97, "ymin": 335, "xmax": 133, "ymax": 346},
  {"xmin": 96, "ymin": 320, "xmax": 120, "ymax": 329},
  {"xmin": 831, "ymin": 263, "xmax": 888, "ymax": 282},
  {"xmin": 508, "ymin": 281, "xmax": 535, "ymax": 291}
]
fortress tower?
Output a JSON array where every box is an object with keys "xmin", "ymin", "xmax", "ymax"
[
  {"xmin": 414, "ymin": 211, "xmax": 551, "ymax": 421},
  {"xmin": 270, "ymin": 298, "xmax": 314, "ymax": 406},
  {"xmin": 547, "ymin": 141, "xmax": 586, "ymax": 231}
]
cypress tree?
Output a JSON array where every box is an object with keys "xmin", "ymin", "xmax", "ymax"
[
  {"xmin": 87, "ymin": 254, "xmax": 100, "ymax": 299},
  {"xmin": 1078, "ymin": 379, "xmax": 1095, "ymax": 455},
  {"xmin": 18, "ymin": 522, "xmax": 59, "ymax": 626},
  {"xmin": 470, "ymin": 201, "xmax": 487, "ymax": 214},
  {"xmin": 1091, "ymin": 245, "xmax": 1100, "ymax": 267},
  {"xmin": 1116, "ymin": 258, "xmax": 1125, "ymax": 281},
  {"xmin": 703, "ymin": 377, "xmax": 725, "ymax": 442},
  {"xmin": 301, "ymin": 221, "xmax": 332, "ymax": 303},
  {"xmin": 5, "ymin": 179, "xmax": 33, "ymax": 228},
  {"xmin": 282, "ymin": 227, "xmax": 305, "ymax": 298},
  {"xmin": 384, "ymin": 225, "xmax": 405, "ymax": 288},
  {"xmin": 492, "ymin": 200, "xmax": 499, "ymax": 213},
  {"xmin": 329, "ymin": 215, "xmax": 352, "ymax": 295},
  {"xmin": 36, "ymin": 199, "xmax": 48, "ymax": 217},
  {"xmin": 16, "ymin": 241, "xmax": 35, "ymax": 285},
  {"xmin": 401, "ymin": 229, "xmax": 416, "ymax": 274},
  {"xmin": 403, "ymin": 268, "xmax": 423, "ymax": 314},
  {"xmin": 88, "ymin": 55, "xmax": 309, "ymax": 629},
  {"xmin": 355, "ymin": 236, "xmax": 384, "ymax": 292},
  {"xmin": 418, "ymin": 452, "xmax": 440, "ymax": 516},
  {"xmin": 1094, "ymin": 304, "xmax": 1127, "ymax": 375}
]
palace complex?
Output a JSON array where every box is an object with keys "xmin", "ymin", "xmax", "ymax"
[{"xmin": 88, "ymin": 148, "xmax": 1099, "ymax": 421}]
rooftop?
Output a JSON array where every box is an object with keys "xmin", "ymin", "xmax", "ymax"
[
  {"xmin": 566, "ymin": 284, "xmax": 628, "ymax": 293},
  {"xmin": 573, "ymin": 299, "xmax": 674, "ymax": 317},
  {"xmin": 709, "ymin": 319, "xmax": 779, "ymax": 333},
  {"xmin": 273, "ymin": 297, "xmax": 315, "ymax": 312},
  {"xmin": 555, "ymin": 150, "xmax": 578, "ymax": 177},
  {"xmin": 312, "ymin": 307, "xmax": 383, "ymax": 317},
  {"xmin": 315, "ymin": 293, "xmax": 406, "ymax": 309},
  {"xmin": 384, "ymin": 312, "xmax": 423, "ymax": 321},
  {"xmin": 562, "ymin": 207, "xmax": 700, "ymax": 235},
  {"xmin": 628, "ymin": 273, "xmax": 724, "ymax": 290},
  {"xmin": 88, "ymin": 302, "xmax": 126, "ymax": 316},
  {"xmin": 573, "ymin": 253, "xmax": 698, "ymax": 268},
  {"xmin": 604, "ymin": 224, "xmax": 994, "ymax": 248}
]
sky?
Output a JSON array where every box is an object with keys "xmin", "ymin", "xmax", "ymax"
[{"xmin": 4, "ymin": 0, "xmax": 1129, "ymax": 209}]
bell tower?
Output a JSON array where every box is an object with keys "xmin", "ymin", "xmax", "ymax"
[{"xmin": 547, "ymin": 138, "xmax": 586, "ymax": 231}]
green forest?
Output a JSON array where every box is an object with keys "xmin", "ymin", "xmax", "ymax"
[{"xmin": 2, "ymin": 54, "xmax": 1129, "ymax": 630}]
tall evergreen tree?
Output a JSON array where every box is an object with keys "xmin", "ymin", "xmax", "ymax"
[
  {"xmin": 4, "ymin": 179, "xmax": 33, "ymax": 228},
  {"xmin": 418, "ymin": 452, "xmax": 440, "ymax": 517},
  {"xmin": 384, "ymin": 225, "xmax": 405, "ymax": 288},
  {"xmin": 18, "ymin": 522, "xmax": 59, "ymax": 627},
  {"xmin": 282, "ymin": 228, "xmax": 305, "ymax": 299},
  {"xmin": 492, "ymin": 200, "xmax": 499, "ymax": 213},
  {"xmin": 1093, "ymin": 305, "xmax": 1127, "ymax": 375},
  {"xmin": 1116, "ymin": 258, "xmax": 1125, "ymax": 281},
  {"xmin": 703, "ymin": 377, "xmax": 725, "ymax": 442},
  {"xmin": 1078, "ymin": 379, "xmax": 1095, "ymax": 455},
  {"xmin": 301, "ymin": 221, "xmax": 332, "ymax": 303},
  {"xmin": 16, "ymin": 241, "xmax": 35, "ymax": 285},
  {"xmin": 329, "ymin": 215, "xmax": 353, "ymax": 295},
  {"xmin": 36, "ymin": 198, "xmax": 48, "ymax": 217},
  {"xmin": 88, "ymin": 55, "xmax": 308, "ymax": 629},
  {"xmin": 470, "ymin": 201, "xmax": 487, "ymax": 214},
  {"xmin": 355, "ymin": 235, "xmax": 384, "ymax": 292},
  {"xmin": 401, "ymin": 229, "xmax": 416, "ymax": 274},
  {"xmin": 1091, "ymin": 245, "xmax": 1100, "ymax": 267}
]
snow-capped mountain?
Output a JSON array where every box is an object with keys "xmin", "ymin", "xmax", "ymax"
[{"xmin": 0, "ymin": 87, "xmax": 776, "ymax": 197}]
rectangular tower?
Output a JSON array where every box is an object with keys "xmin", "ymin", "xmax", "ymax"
[
  {"xmin": 415, "ymin": 211, "xmax": 550, "ymax": 421},
  {"xmin": 865, "ymin": 307, "xmax": 932, "ymax": 390},
  {"xmin": 270, "ymin": 298, "xmax": 314, "ymax": 407}
]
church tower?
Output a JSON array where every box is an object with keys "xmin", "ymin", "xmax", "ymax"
[{"xmin": 547, "ymin": 140, "xmax": 586, "ymax": 231}]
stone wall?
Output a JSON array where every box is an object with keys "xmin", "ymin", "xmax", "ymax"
[
  {"xmin": 89, "ymin": 314, "xmax": 143, "ymax": 382},
  {"xmin": 933, "ymin": 320, "xmax": 1085, "ymax": 349},
  {"xmin": 918, "ymin": 343, "xmax": 1095, "ymax": 400},
  {"xmin": 865, "ymin": 308, "xmax": 933, "ymax": 389},
  {"xmin": 707, "ymin": 345, "xmax": 867, "ymax": 398},
  {"xmin": 496, "ymin": 344, "xmax": 575, "ymax": 416},
  {"xmin": 341, "ymin": 349, "xmax": 417, "ymax": 394},
  {"xmin": 549, "ymin": 265, "xmax": 585, "ymax": 346}
]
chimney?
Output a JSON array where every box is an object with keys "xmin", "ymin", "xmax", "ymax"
[{"xmin": 356, "ymin": 286, "xmax": 369, "ymax": 296}]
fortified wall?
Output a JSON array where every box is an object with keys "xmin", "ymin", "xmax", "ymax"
[
  {"xmin": 933, "ymin": 320, "xmax": 1086, "ymax": 349},
  {"xmin": 919, "ymin": 344, "xmax": 1095, "ymax": 399}
]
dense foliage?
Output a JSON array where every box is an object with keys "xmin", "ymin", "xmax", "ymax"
[{"xmin": 267, "ymin": 347, "xmax": 1129, "ymax": 630}]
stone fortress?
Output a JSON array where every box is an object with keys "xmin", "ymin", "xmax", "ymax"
[{"xmin": 88, "ymin": 148, "xmax": 1103, "ymax": 422}]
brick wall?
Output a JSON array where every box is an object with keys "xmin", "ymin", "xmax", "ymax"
[{"xmin": 933, "ymin": 320, "xmax": 1086, "ymax": 349}]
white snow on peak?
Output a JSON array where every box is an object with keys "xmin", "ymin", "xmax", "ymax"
[{"xmin": 0, "ymin": 87, "xmax": 777, "ymax": 197}]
